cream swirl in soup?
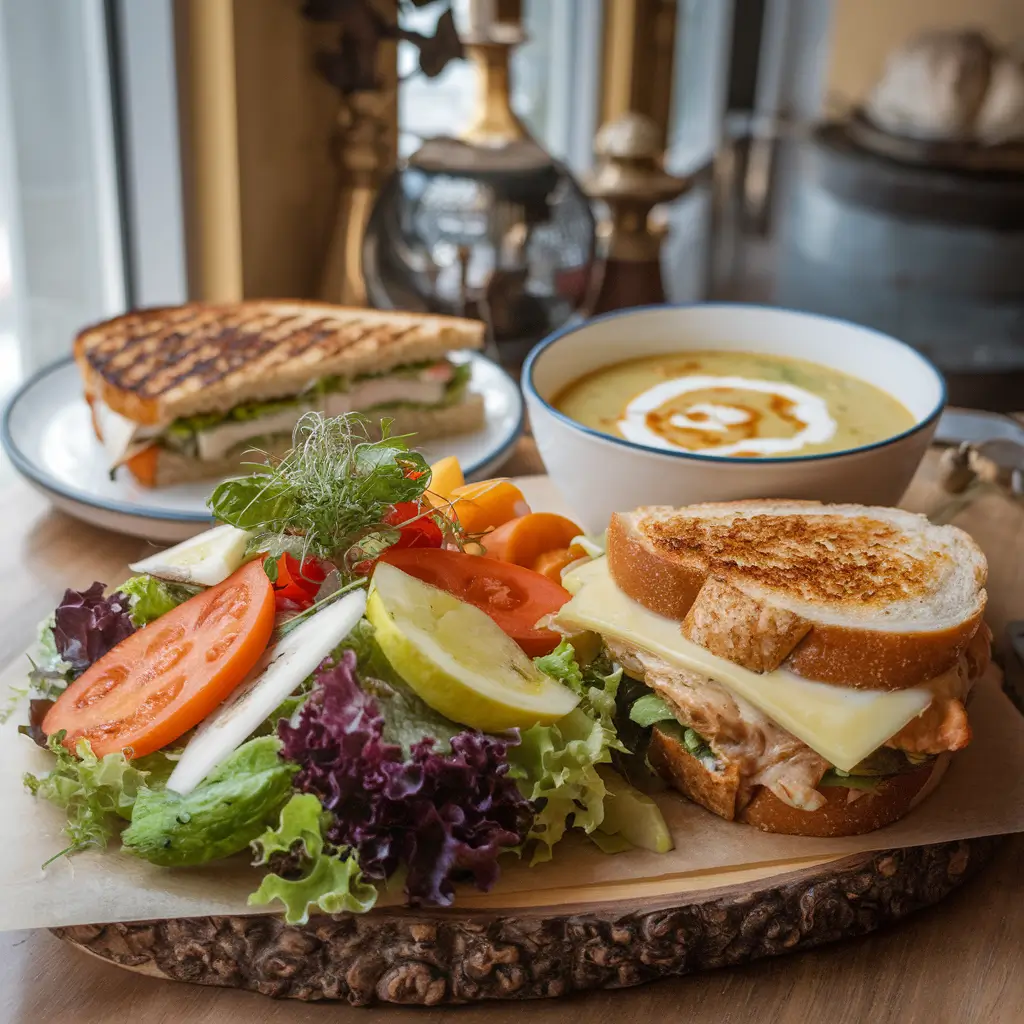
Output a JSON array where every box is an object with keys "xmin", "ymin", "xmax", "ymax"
[{"xmin": 552, "ymin": 351, "xmax": 916, "ymax": 458}]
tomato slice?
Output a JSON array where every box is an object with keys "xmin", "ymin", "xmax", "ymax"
[
  {"xmin": 377, "ymin": 548, "xmax": 570, "ymax": 656},
  {"xmin": 268, "ymin": 552, "xmax": 327, "ymax": 611},
  {"xmin": 384, "ymin": 502, "xmax": 444, "ymax": 550},
  {"xmin": 43, "ymin": 560, "xmax": 275, "ymax": 758}
]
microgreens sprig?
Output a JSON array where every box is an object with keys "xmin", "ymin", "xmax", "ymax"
[{"xmin": 208, "ymin": 412, "xmax": 459, "ymax": 579}]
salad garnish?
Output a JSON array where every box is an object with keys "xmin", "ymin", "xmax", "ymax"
[
  {"xmin": 14, "ymin": 412, "xmax": 674, "ymax": 921},
  {"xmin": 208, "ymin": 413, "xmax": 462, "ymax": 574}
]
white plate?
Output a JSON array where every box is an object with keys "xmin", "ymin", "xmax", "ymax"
[{"xmin": 1, "ymin": 353, "xmax": 524, "ymax": 542}]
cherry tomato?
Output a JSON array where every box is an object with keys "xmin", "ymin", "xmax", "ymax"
[
  {"xmin": 384, "ymin": 502, "xmax": 444, "ymax": 550},
  {"xmin": 378, "ymin": 548, "xmax": 570, "ymax": 656},
  {"xmin": 43, "ymin": 560, "xmax": 275, "ymax": 759},
  {"xmin": 267, "ymin": 552, "xmax": 327, "ymax": 611}
]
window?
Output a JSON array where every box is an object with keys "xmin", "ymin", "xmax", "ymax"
[{"xmin": 398, "ymin": 0, "xmax": 601, "ymax": 172}]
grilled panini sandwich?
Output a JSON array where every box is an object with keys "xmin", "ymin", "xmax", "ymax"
[
  {"xmin": 556, "ymin": 500, "xmax": 991, "ymax": 837},
  {"xmin": 76, "ymin": 301, "xmax": 487, "ymax": 487}
]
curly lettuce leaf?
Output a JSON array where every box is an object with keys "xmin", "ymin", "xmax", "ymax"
[
  {"xmin": 249, "ymin": 794, "xmax": 378, "ymax": 924},
  {"xmin": 508, "ymin": 708, "xmax": 611, "ymax": 864},
  {"xmin": 24, "ymin": 733, "xmax": 156, "ymax": 859},
  {"xmin": 121, "ymin": 736, "xmax": 296, "ymax": 866},
  {"xmin": 535, "ymin": 640, "xmax": 626, "ymax": 753},
  {"xmin": 278, "ymin": 652, "xmax": 530, "ymax": 906},
  {"xmin": 116, "ymin": 574, "xmax": 202, "ymax": 626}
]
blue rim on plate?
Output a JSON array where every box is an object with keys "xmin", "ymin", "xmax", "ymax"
[
  {"xmin": 2, "ymin": 352, "xmax": 525, "ymax": 525},
  {"xmin": 522, "ymin": 302, "xmax": 948, "ymax": 465}
]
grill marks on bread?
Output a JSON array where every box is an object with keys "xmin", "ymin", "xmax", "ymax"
[
  {"xmin": 642, "ymin": 513, "xmax": 945, "ymax": 608},
  {"xmin": 82, "ymin": 306, "xmax": 417, "ymax": 400},
  {"xmin": 74, "ymin": 300, "xmax": 484, "ymax": 424}
]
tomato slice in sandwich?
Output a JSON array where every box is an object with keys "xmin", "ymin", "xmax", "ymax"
[
  {"xmin": 43, "ymin": 559, "xmax": 275, "ymax": 759},
  {"xmin": 378, "ymin": 547, "xmax": 570, "ymax": 656}
]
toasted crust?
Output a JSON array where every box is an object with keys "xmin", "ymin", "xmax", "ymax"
[
  {"xmin": 124, "ymin": 396, "xmax": 486, "ymax": 488},
  {"xmin": 649, "ymin": 721, "xmax": 949, "ymax": 836},
  {"xmin": 607, "ymin": 503, "xmax": 988, "ymax": 690},
  {"xmin": 682, "ymin": 576, "xmax": 812, "ymax": 673},
  {"xmin": 738, "ymin": 757, "xmax": 948, "ymax": 837},
  {"xmin": 647, "ymin": 726, "xmax": 740, "ymax": 820},
  {"xmin": 607, "ymin": 511, "xmax": 705, "ymax": 620},
  {"xmin": 75, "ymin": 301, "xmax": 485, "ymax": 425},
  {"xmin": 784, "ymin": 616, "xmax": 986, "ymax": 691}
]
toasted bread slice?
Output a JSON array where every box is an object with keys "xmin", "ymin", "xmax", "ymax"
[
  {"xmin": 75, "ymin": 301, "xmax": 485, "ymax": 426},
  {"xmin": 737, "ymin": 756, "xmax": 948, "ymax": 837},
  {"xmin": 648, "ymin": 726, "xmax": 741, "ymax": 820},
  {"xmin": 649, "ymin": 723, "xmax": 948, "ymax": 836},
  {"xmin": 124, "ymin": 396, "xmax": 486, "ymax": 488},
  {"xmin": 608, "ymin": 501, "xmax": 987, "ymax": 689}
]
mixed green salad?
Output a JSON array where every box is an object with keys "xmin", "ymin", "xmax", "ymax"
[{"xmin": 9, "ymin": 413, "xmax": 672, "ymax": 924}]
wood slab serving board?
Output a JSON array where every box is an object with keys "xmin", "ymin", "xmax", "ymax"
[
  {"xmin": 52, "ymin": 839, "xmax": 999, "ymax": 1005},
  {"xmin": 7, "ymin": 468, "xmax": 1022, "ymax": 1006}
]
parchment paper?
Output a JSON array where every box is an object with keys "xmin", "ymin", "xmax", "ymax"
[{"xmin": 1, "ymin": 662, "xmax": 1022, "ymax": 932}]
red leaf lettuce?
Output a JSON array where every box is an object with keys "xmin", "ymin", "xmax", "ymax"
[
  {"xmin": 52, "ymin": 583, "xmax": 136, "ymax": 673},
  {"xmin": 277, "ymin": 650, "xmax": 532, "ymax": 907}
]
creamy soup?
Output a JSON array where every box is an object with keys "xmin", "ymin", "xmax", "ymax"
[{"xmin": 552, "ymin": 351, "xmax": 916, "ymax": 458}]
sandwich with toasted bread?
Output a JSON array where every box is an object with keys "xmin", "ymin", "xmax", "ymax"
[
  {"xmin": 556, "ymin": 500, "xmax": 991, "ymax": 837},
  {"xmin": 76, "ymin": 301, "xmax": 486, "ymax": 487}
]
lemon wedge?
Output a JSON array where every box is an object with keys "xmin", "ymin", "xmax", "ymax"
[{"xmin": 367, "ymin": 563, "xmax": 579, "ymax": 731}]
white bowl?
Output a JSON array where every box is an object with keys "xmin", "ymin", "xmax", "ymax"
[{"xmin": 522, "ymin": 304, "xmax": 945, "ymax": 533}]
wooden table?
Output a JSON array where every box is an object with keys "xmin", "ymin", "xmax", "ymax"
[{"xmin": 1, "ymin": 442, "xmax": 1022, "ymax": 1024}]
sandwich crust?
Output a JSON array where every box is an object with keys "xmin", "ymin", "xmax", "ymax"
[
  {"xmin": 649, "ymin": 723, "xmax": 948, "ymax": 837},
  {"xmin": 647, "ymin": 727, "xmax": 741, "ymax": 820},
  {"xmin": 607, "ymin": 503, "xmax": 988, "ymax": 690},
  {"xmin": 75, "ymin": 301, "xmax": 485, "ymax": 425},
  {"xmin": 738, "ymin": 757, "xmax": 947, "ymax": 837}
]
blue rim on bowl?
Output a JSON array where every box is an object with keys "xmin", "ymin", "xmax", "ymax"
[
  {"xmin": 1, "ymin": 352, "xmax": 526, "ymax": 524},
  {"xmin": 521, "ymin": 302, "xmax": 947, "ymax": 465}
]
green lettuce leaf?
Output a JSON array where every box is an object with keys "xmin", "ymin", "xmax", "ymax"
[
  {"xmin": 168, "ymin": 396, "xmax": 304, "ymax": 440},
  {"xmin": 208, "ymin": 474, "xmax": 298, "ymax": 531},
  {"xmin": 819, "ymin": 770, "xmax": 882, "ymax": 792},
  {"xmin": 24, "ymin": 732, "xmax": 157, "ymax": 858},
  {"xmin": 117, "ymin": 574, "xmax": 202, "ymax": 626},
  {"xmin": 629, "ymin": 693, "xmax": 678, "ymax": 727},
  {"xmin": 535, "ymin": 640, "xmax": 626, "ymax": 753},
  {"xmin": 508, "ymin": 708, "xmax": 611, "ymax": 864},
  {"xmin": 249, "ymin": 793, "xmax": 378, "ymax": 924},
  {"xmin": 442, "ymin": 361, "xmax": 471, "ymax": 405},
  {"xmin": 534, "ymin": 640, "xmax": 583, "ymax": 691},
  {"xmin": 655, "ymin": 721, "xmax": 719, "ymax": 768},
  {"xmin": 4, "ymin": 616, "xmax": 76, "ymax": 720},
  {"xmin": 121, "ymin": 736, "xmax": 296, "ymax": 866}
]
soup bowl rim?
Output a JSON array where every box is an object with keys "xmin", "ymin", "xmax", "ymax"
[{"xmin": 521, "ymin": 302, "xmax": 947, "ymax": 467}]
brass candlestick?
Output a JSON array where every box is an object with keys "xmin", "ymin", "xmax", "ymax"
[
  {"xmin": 460, "ymin": 25, "xmax": 529, "ymax": 148},
  {"xmin": 585, "ymin": 111, "xmax": 693, "ymax": 312},
  {"xmin": 319, "ymin": 91, "xmax": 395, "ymax": 307}
]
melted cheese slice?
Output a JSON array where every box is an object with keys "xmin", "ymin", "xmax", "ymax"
[{"xmin": 557, "ymin": 559, "xmax": 932, "ymax": 772}]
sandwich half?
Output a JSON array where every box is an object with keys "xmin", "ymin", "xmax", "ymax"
[
  {"xmin": 75, "ymin": 301, "xmax": 487, "ymax": 487},
  {"xmin": 556, "ymin": 500, "xmax": 991, "ymax": 837}
]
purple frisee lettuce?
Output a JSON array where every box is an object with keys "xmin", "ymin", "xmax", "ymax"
[
  {"xmin": 51, "ymin": 583, "xmax": 136, "ymax": 673},
  {"xmin": 277, "ymin": 650, "xmax": 532, "ymax": 907}
]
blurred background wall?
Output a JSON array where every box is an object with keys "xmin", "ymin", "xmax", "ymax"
[{"xmin": 828, "ymin": 0, "xmax": 1023, "ymax": 103}]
